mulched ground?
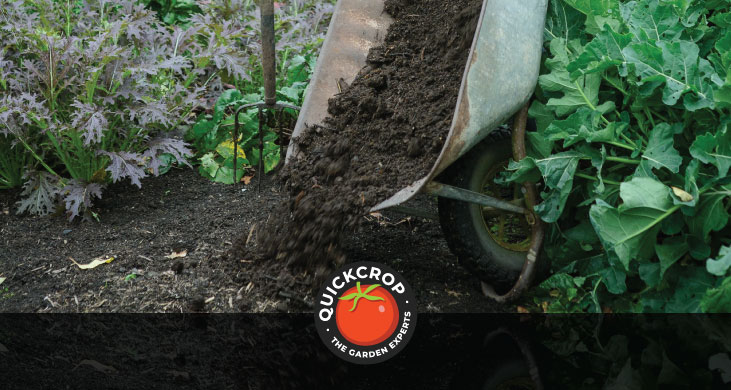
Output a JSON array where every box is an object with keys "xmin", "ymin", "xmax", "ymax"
[{"xmin": 0, "ymin": 167, "xmax": 501, "ymax": 313}]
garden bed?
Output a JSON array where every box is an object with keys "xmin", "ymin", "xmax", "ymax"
[{"xmin": 0, "ymin": 168, "xmax": 498, "ymax": 312}]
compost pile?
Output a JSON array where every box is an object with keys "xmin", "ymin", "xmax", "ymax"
[{"xmin": 233, "ymin": 0, "xmax": 482, "ymax": 283}]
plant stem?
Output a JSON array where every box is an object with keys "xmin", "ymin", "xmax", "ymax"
[
  {"xmin": 65, "ymin": 0, "xmax": 72, "ymax": 37},
  {"xmin": 575, "ymin": 80, "xmax": 599, "ymax": 113},
  {"xmin": 591, "ymin": 276, "xmax": 603, "ymax": 314},
  {"xmin": 619, "ymin": 133, "xmax": 639, "ymax": 148},
  {"xmin": 644, "ymin": 107, "xmax": 656, "ymax": 128},
  {"xmin": 607, "ymin": 140, "xmax": 635, "ymax": 152},
  {"xmin": 605, "ymin": 156, "xmax": 639, "ymax": 165},
  {"xmin": 17, "ymin": 135, "xmax": 60, "ymax": 177},
  {"xmin": 575, "ymin": 173, "xmax": 621, "ymax": 186}
]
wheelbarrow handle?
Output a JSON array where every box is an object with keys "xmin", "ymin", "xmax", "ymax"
[{"xmin": 260, "ymin": 0, "xmax": 277, "ymax": 106}]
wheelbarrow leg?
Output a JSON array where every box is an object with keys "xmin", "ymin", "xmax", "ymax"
[{"xmin": 481, "ymin": 102, "xmax": 546, "ymax": 303}]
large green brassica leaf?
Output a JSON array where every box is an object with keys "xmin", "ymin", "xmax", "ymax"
[
  {"xmin": 623, "ymin": 40, "xmax": 719, "ymax": 110},
  {"xmin": 589, "ymin": 177, "xmax": 675, "ymax": 268},
  {"xmin": 539, "ymin": 39, "xmax": 602, "ymax": 117},
  {"xmin": 641, "ymin": 123, "xmax": 682, "ymax": 173},
  {"xmin": 621, "ymin": 0, "xmax": 683, "ymax": 43},
  {"xmin": 545, "ymin": 0, "xmax": 586, "ymax": 42},
  {"xmin": 567, "ymin": 25, "xmax": 632, "ymax": 78},
  {"xmin": 690, "ymin": 124, "xmax": 731, "ymax": 178}
]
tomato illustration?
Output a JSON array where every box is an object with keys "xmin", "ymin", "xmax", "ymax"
[{"xmin": 336, "ymin": 282, "xmax": 399, "ymax": 346}]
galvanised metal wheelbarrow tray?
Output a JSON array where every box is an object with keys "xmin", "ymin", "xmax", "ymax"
[{"xmin": 287, "ymin": 0, "xmax": 549, "ymax": 302}]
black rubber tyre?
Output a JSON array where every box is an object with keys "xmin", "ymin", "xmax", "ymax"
[{"xmin": 438, "ymin": 128, "xmax": 544, "ymax": 293}]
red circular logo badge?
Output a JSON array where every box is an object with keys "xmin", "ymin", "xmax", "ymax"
[{"xmin": 314, "ymin": 262, "xmax": 417, "ymax": 364}]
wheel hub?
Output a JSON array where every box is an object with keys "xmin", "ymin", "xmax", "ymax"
[{"xmin": 479, "ymin": 161, "xmax": 532, "ymax": 252}]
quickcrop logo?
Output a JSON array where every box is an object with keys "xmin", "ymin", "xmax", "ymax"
[{"xmin": 314, "ymin": 261, "xmax": 417, "ymax": 364}]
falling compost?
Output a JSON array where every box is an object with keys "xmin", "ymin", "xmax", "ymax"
[{"xmin": 235, "ymin": 0, "xmax": 484, "ymax": 283}]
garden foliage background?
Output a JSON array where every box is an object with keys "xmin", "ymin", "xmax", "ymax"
[
  {"xmin": 512, "ymin": 0, "xmax": 731, "ymax": 313},
  {"xmin": 0, "ymin": 0, "xmax": 333, "ymax": 219}
]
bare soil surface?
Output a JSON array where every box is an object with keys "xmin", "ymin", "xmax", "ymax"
[
  {"xmin": 254, "ymin": 0, "xmax": 483, "ymax": 283},
  {"xmin": 0, "ymin": 168, "xmax": 500, "ymax": 312}
]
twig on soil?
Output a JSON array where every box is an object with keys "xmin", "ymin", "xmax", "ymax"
[
  {"xmin": 138, "ymin": 255, "xmax": 153, "ymax": 262},
  {"xmin": 92, "ymin": 299, "xmax": 107, "ymax": 308},
  {"xmin": 43, "ymin": 296, "xmax": 57, "ymax": 308},
  {"xmin": 246, "ymin": 223, "xmax": 258, "ymax": 246}
]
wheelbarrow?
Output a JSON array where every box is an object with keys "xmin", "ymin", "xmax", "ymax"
[{"xmin": 286, "ymin": 0, "xmax": 549, "ymax": 302}]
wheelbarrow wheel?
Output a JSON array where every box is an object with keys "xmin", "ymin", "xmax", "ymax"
[{"xmin": 437, "ymin": 128, "xmax": 546, "ymax": 294}]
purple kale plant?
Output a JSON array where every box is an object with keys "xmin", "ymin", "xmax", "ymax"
[{"xmin": 0, "ymin": 0, "xmax": 261, "ymax": 220}]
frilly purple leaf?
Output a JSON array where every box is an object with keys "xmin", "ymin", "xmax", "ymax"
[{"xmin": 62, "ymin": 179, "xmax": 105, "ymax": 221}]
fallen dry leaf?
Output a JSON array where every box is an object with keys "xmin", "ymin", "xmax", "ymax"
[
  {"xmin": 241, "ymin": 175, "xmax": 254, "ymax": 185},
  {"xmin": 205, "ymin": 297, "xmax": 215, "ymax": 304},
  {"xmin": 671, "ymin": 186, "xmax": 694, "ymax": 202},
  {"xmin": 445, "ymin": 289, "xmax": 462, "ymax": 298},
  {"xmin": 92, "ymin": 299, "xmax": 108, "ymax": 308},
  {"xmin": 516, "ymin": 306, "xmax": 530, "ymax": 314},
  {"xmin": 76, "ymin": 359, "xmax": 117, "ymax": 374},
  {"xmin": 165, "ymin": 250, "xmax": 188, "ymax": 259},
  {"xmin": 69, "ymin": 256, "xmax": 114, "ymax": 270},
  {"xmin": 0, "ymin": 276, "xmax": 5, "ymax": 285}
]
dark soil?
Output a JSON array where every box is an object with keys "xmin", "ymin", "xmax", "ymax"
[
  {"xmin": 0, "ymin": 168, "xmax": 499, "ymax": 312},
  {"xmin": 252, "ymin": 0, "xmax": 483, "ymax": 280}
]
